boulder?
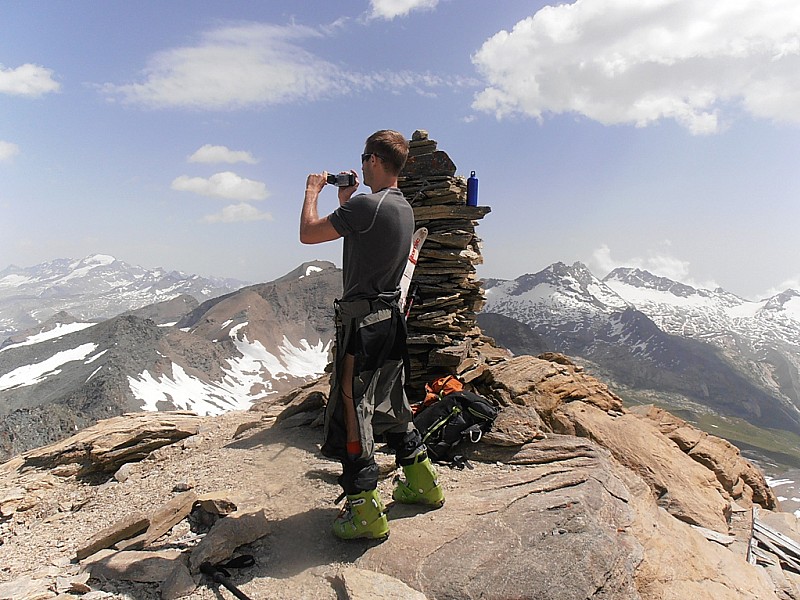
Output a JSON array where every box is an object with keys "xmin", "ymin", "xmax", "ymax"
[
  {"xmin": 0, "ymin": 575, "xmax": 52, "ymax": 600},
  {"xmin": 482, "ymin": 354, "xmax": 623, "ymax": 416},
  {"xmin": 116, "ymin": 491, "xmax": 197, "ymax": 551},
  {"xmin": 160, "ymin": 560, "xmax": 197, "ymax": 600},
  {"xmin": 189, "ymin": 508, "xmax": 270, "ymax": 573},
  {"xmin": 618, "ymin": 466, "xmax": 779, "ymax": 599},
  {"xmin": 402, "ymin": 150, "xmax": 457, "ymax": 177},
  {"xmin": 481, "ymin": 404, "xmax": 545, "ymax": 446},
  {"xmin": 0, "ymin": 486, "xmax": 25, "ymax": 519},
  {"xmin": 631, "ymin": 404, "xmax": 777, "ymax": 508},
  {"xmin": 81, "ymin": 549, "xmax": 184, "ymax": 583},
  {"xmin": 359, "ymin": 438, "xmax": 644, "ymax": 599},
  {"xmin": 76, "ymin": 513, "xmax": 150, "ymax": 561},
  {"xmin": 553, "ymin": 401, "xmax": 731, "ymax": 531},
  {"xmin": 20, "ymin": 412, "xmax": 201, "ymax": 475},
  {"xmin": 336, "ymin": 567, "xmax": 428, "ymax": 600}
]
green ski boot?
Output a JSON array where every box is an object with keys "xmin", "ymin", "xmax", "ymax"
[
  {"xmin": 332, "ymin": 489, "xmax": 389, "ymax": 541},
  {"xmin": 393, "ymin": 451, "xmax": 445, "ymax": 508}
]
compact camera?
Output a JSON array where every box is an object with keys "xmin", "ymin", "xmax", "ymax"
[{"xmin": 327, "ymin": 172, "xmax": 356, "ymax": 187}]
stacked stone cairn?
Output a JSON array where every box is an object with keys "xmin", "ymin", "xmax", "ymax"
[{"xmin": 399, "ymin": 130, "xmax": 497, "ymax": 398}]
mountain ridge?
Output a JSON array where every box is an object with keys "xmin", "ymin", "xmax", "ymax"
[
  {"xmin": 0, "ymin": 261, "xmax": 341, "ymax": 461},
  {"xmin": 0, "ymin": 254, "xmax": 249, "ymax": 338},
  {"xmin": 482, "ymin": 261, "xmax": 800, "ymax": 467},
  {"xmin": 3, "ymin": 254, "xmax": 800, "ymax": 470}
]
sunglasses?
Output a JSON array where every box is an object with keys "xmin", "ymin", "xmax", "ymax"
[{"xmin": 361, "ymin": 153, "xmax": 382, "ymax": 163}]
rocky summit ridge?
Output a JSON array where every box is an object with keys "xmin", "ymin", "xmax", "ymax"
[{"xmin": 2, "ymin": 349, "xmax": 800, "ymax": 599}]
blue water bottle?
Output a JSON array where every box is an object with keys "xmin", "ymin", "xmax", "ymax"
[{"xmin": 467, "ymin": 170, "xmax": 478, "ymax": 206}]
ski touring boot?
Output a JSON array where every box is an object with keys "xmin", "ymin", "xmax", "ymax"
[
  {"xmin": 332, "ymin": 489, "xmax": 389, "ymax": 541},
  {"xmin": 393, "ymin": 451, "xmax": 445, "ymax": 508}
]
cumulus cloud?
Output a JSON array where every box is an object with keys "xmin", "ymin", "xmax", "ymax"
[
  {"xmin": 0, "ymin": 63, "xmax": 60, "ymax": 96},
  {"xmin": 0, "ymin": 140, "xmax": 20, "ymax": 162},
  {"xmin": 368, "ymin": 0, "xmax": 439, "ymax": 20},
  {"xmin": 102, "ymin": 23, "xmax": 342, "ymax": 109},
  {"xmin": 171, "ymin": 171, "xmax": 268, "ymax": 201},
  {"xmin": 202, "ymin": 202, "xmax": 273, "ymax": 223},
  {"xmin": 472, "ymin": 0, "xmax": 800, "ymax": 134},
  {"xmin": 188, "ymin": 144, "xmax": 257, "ymax": 165},
  {"xmin": 591, "ymin": 244, "xmax": 718, "ymax": 289},
  {"xmin": 102, "ymin": 21, "xmax": 471, "ymax": 109}
]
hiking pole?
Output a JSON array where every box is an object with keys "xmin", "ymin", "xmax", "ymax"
[{"xmin": 200, "ymin": 555, "xmax": 255, "ymax": 600}]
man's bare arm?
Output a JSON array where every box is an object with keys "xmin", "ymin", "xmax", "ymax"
[{"xmin": 300, "ymin": 172, "xmax": 342, "ymax": 245}]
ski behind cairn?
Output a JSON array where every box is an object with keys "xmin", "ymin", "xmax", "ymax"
[{"xmin": 399, "ymin": 227, "xmax": 428, "ymax": 314}]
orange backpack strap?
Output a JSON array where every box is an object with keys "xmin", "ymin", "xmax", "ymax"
[
  {"xmin": 423, "ymin": 375, "xmax": 463, "ymax": 406},
  {"xmin": 441, "ymin": 376, "xmax": 463, "ymax": 396}
]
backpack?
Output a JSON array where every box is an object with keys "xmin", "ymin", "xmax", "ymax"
[{"xmin": 413, "ymin": 390, "xmax": 499, "ymax": 466}]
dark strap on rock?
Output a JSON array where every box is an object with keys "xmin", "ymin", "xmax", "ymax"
[
  {"xmin": 200, "ymin": 555, "xmax": 256, "ymax": 600},
  {"xmin": 451, "ymin": 455, "xmax": 474, "ymax": 470}
]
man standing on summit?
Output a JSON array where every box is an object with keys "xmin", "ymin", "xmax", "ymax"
[{"xmin": 300, "ymin": 130, "xmax": 444, "ymax": 541}]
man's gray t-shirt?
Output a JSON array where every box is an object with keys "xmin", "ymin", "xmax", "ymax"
[{"xmin": 329, "ymin": 188, "xmax": 414, "ymax": 301}]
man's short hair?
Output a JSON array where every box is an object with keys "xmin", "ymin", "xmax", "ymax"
[{"xmin": 365, "ymin": 130, "xmax": 409, "ymax": 176}]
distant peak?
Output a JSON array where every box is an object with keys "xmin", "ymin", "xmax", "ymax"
[
  {"xmin": 604, "ymin": 267, "xmax": 699, "ymax": 296},
  {"xmin": 605, "ymin": 267, "xmax": 654, "ymax": 283},
  {"xmin": 274, "ymin": 261, "xmax": 338, "ymax": 283},
  {"xmin": 762, "ymin": 289, "xmax": 800, "ymax": 310}
]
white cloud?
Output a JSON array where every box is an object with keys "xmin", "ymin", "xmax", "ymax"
[
  {"xmin": 102, "ymin": 21, "xmax": 472, "ymax": 109},
  {"xmin": 103, "ymin": 23, "xmax": 342, "ymax": 109},
  {"xmin": 760, "ymin": 276, "xmax": 800, "ymax": 299},
  {"xmin": 369, "ymin": 0, "xmax": 439, "ymax": 20},
  {"xmin": 171, "ymin": 171, "xmax": 269, "ymax": 201},
  {"xmin": 0, "ymin": 63, "xmax": 60, "ymax": 97},
  {"xmin": 0, "ymin": 140, "xmax": 20, "ymax": 162},
  {"xmin": 591, "ymin": 243, "xmax": 718, "ymax": 289},
  {"xmin": 472, "ymin": 0, "xmax": 800, "ymax": 134},
  {"xmin": 189, "ymin": 144, "xmax": 257, "ymax": 164},
  {"xmin": 202, "ymin": 203, "xmax": 273, "ymax": 224},
  {"xmin": 591, "ymin": 244, "xmax": 618, "ymax": 276}
]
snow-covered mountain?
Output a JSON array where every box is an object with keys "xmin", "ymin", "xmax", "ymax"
[
  {"xmin": 482, "ymin": 262, "xmax": 800, "ymax": 438},
  {"xmin": 604, "ymin": 267, "xmax": 800, "ymax": 410},
  {"xmin": 0, "ymin": 254, "xmax": 248, "ymax": 338},
  {"xmin": 483, "ymin": 261, "xmax": 630, "ymax": 328},
  {"xmin": 0, "ymin": 261, "xmax": 339, "ymax": 461}
]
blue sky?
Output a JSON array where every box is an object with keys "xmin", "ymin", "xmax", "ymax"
[{"xmin": 2, "ymin": 0, "xmax": 799, "ymax": 300}]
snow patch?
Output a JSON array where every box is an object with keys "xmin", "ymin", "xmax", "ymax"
[
  {"xmin": 0, "ymin": 322, "xmax": 95, "ymax": 353},
  {"xmin": 127, "ymin": 323, "xmax": 330, "ymax": 415},
  {"xmin": 0, "ymin": 274, "xmax": 34, "ymax": 288},
  {"xmin": 0, "ymin": 343, "xmax": 98, "ymax": 391},
  {"xmin": 85, "ymin": 349, "xmax": 108, "ymax": 364},
  {"xmin": 606, "ymin": 280, "xmax": 710, "ymax": 310},
  {"xmin": 785, "ymin": 295, "xmax": 800, "ymax": 321},
  {"xmin": 86, "ymin": 366, "xmax": 103, "ymax": 383},
  {"xmin": 226, "ymin": 325, "xmax": 331, "ymax": 383},
  {"xmin": 129, "ymin": 363, "xmax": 247, "ymax": 416}
]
